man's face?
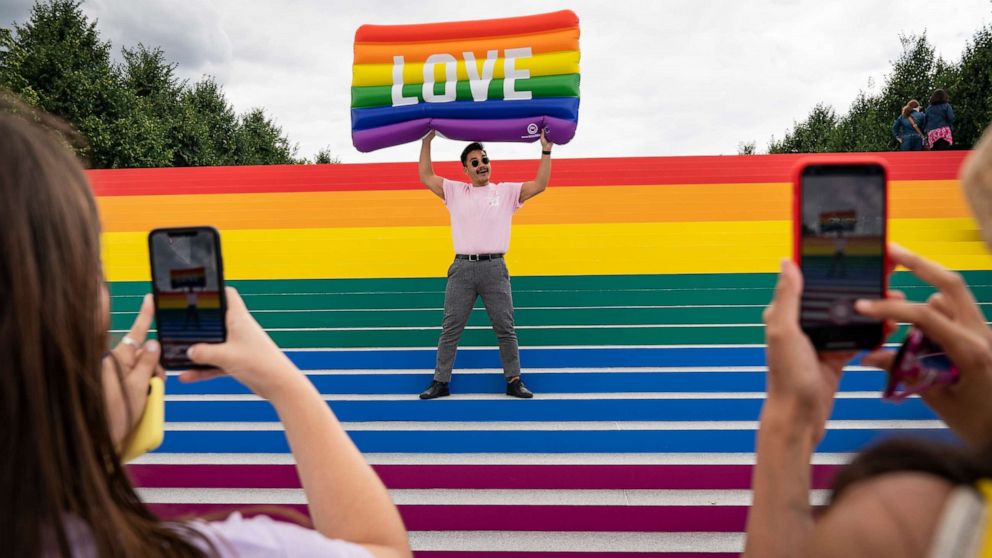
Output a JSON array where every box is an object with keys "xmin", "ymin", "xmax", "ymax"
[{"xmin": 463, "ymin": 149, "xmax": 491, "ymax": 184}]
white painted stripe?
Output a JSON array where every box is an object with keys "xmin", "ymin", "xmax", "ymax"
[
  {"xmin": 163, "ymin": 420, "xmax": 945, "ymax": 432},
  {"xmin": 132, "ymin": 452, "xmax": 856, "ymax": 466},
  {"xmin": 116, "ymin": 321, "xmax": 946, "ymax": 334},
  {"xmin": 107, "ymin": 300, "xmax": 992, "ymax": 312},
  {"xmin": 136, "ymin": 487, "xmax": 831, "ymax": 506},
  {"xmin": 241, "ymin": 324, "xmax": 769, "ymax": 332},
  {"xmin": 164, "ymin": 391, "xmax": 884, "ymax": 401},
  {"xmin": 407, "ymin": 530, "xmax": 745, "ymax": 553},
  {"xmin": 166, "ymin": 365, "xmax": 879, "ymax": 376},
  {"xmin": 270, "ymin": 343, "xmax": 905, "ymax": 351},
  {"xmin": 278, "ymin": 344, "xmax": 773, "ymax": 351},
  {"xmin": 113, "ymin": 304, "xmax": 770, "ymax": 315}
]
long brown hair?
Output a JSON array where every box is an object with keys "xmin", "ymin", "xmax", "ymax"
[
  {"xmin": 0, "ymin": 100, "xmax": 214, "ymax": 556},
  {"xmin": 901, "ymin": 99, "xmax": 920, "ymax": 118},
  {"xmin": 828, "ymin": 438, "xmax": 992, "ymax": 506}
]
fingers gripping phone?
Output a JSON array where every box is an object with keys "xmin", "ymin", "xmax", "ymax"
[
  {"xmin": 793, "ymin": 159, "xmax": 888, "ymax": 351},
  {"xmin": 148, "ymin": 227, "xmax": 228, "ymax": 369}
]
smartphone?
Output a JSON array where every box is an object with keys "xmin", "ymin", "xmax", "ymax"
[
  {"xmin": 119, "ymin": 376, "xmax": 165, "ymax": 462},
  {"xmin": 148, "ymin": 227, "xmax": 227, "ymax": 369},
  {"xmin": 883, "ymin": 328, "xmax": 958, "ymax": 402},
  {"xmin": 793, "ymin": 159, "xmax": 888, "ymax": 351}
]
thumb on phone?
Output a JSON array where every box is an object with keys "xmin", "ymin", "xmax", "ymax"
[{"xmin": 186, "ymin": 342, "xmax": 226, "ymax": 368}]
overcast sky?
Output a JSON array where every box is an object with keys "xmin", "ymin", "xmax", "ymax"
[{"xmin": 2, "ymin": 1, "xmax": 990, "ymax": 163}]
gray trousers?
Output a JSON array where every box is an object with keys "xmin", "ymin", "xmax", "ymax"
[{"xmin": 434, "ymin": 257, "xmax": 520, "ymax": 382}]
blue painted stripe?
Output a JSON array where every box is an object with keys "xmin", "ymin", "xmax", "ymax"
[
  {"xmin": 165, "ymin": 370, "xmax": 888, "ymax": 395},
  {"xmin": 350, "ymin": 97, "xmax": 580, "ymax": 131},
  {"xmin": 286, "ymin": 346, "xmax": 776, "ymax": 369},
  {"xmin": 164, "ymin": 398, "xmax": 935, "ymax": 422},
  {"xmin": 155, "ymin": 428, "xmax": 955, "ymax": 453}
]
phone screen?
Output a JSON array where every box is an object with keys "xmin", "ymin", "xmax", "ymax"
[
  {"xmin": 799, "ymin": 164, "xmax": 886, "ymax": 350},
  {"xmin": 148, "ymin": 227, "xmax": 226, "ymax": 369}
]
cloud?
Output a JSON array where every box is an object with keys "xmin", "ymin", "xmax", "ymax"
[
  {"xmin": 0, "ymin": 0, "xmax": 33, "ymax": 28},
  {"xmin": 81, "ymin": 0, "xmax": 233, "ymax": 81},
  {"xmin": 5, "ymin": 0, "xmax": 991, "ymax": 163}
]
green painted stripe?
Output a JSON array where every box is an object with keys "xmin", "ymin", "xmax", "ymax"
[
  {"xmin": 350, "ymin": 74, "xmax": 580, "ymax": 108},
  {"xmin": 111, "ymin": 306, "xmax": 774, "ymax": 330},
  {"xmin": 108, "ymin": 271, "xmax": 992, "ymax": 297},
  {"xmin": 127, "ymin": 324, "xmax": 912, "ymax": 348},
  {"xmin": 108, "ymin": 286, "xmax": 992, "ymax": 313}
]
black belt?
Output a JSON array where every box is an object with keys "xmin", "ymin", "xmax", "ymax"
[{"xmin": 455, "ymin": 253, "xmax": 504, "ymax": 261}]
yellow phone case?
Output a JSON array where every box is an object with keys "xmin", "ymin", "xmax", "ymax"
[{"xmin": 119, "ymin": 376, "xmax": 165, "ymax": 463}]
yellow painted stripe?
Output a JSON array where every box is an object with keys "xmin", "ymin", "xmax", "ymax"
[
  {"xmin": 976, "ymin": 480, "xmax": 992, "ymax": 558},
  {"xmin": 352, "ymin": 50, "xmax": 580, "ymax": 87},
  {"xmin": 94, "ymin": 180, "xmax": 969, "ymax": 233},
  {"xmin": 101, "ymin": 218, "xmax": 991, "ymax": 281}
]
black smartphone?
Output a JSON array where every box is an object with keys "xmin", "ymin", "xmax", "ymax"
[
  {"xmin": 148, "ymin": 227, "xmax": 227, "ymax": 369},
  {"xmin": 793, "ymin": 159, "xmax": 888, "ymax": 351}
]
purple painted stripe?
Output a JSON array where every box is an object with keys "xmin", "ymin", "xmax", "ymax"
[
  {"xmin": 129, "ymin": 464, "xmax": 842, "ymax": 489},
  {"xmin": 352, "ymin": 116, "xmax": 578, "ymax": 152},
  {"xmin": 149, "ymin": 503, "xmax": 748, "ymax": 532}
]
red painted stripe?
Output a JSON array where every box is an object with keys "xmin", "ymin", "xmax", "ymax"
[
  {"xmin": 87, "ymin": 152, "xmax": 968, "ymax": 197},
  {"xmin": 129, "ymin": 464, "xmax": 842, "ymax": 489},
  {"xmin": 354, "ymin": 11, "xmax": 578, "ymax": 43},
  {"xmin": 148, "ymin": 503, "xmax": 748, "ymax": 532}
]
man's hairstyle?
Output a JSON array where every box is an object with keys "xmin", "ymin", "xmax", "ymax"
[{"xmin": 460, "ymin": 142, "xmax": 486, "ymax": 167}]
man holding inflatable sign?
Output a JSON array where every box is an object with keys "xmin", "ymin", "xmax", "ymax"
[
  {"xmin": 418, "ymin": 129, "xmax": 552, "ymax": 399},
  {"xmin": 350, "ymin": 10, "xmax": 579, "ymax": 150},
  {"xmin": 350, "ymin": 11, "xmax": 578, "ymax": 398}
]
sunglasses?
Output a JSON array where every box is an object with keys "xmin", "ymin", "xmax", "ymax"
[
  {"xmin": 883, "ymin": 328, "xmax": 959, "ymax": 402},
  {"xmin": 469, "ymin": 157, "xmax": 490, "ymax": 168}
]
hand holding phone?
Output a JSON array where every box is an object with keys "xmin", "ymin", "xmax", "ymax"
[
  {"xmin": 103, "ymin": 294, "xmax": 165, "ymax": 461},
  {"xmin": 180, "ymin": 287, "xmax": 306, "ymax": 402},
  {"xmin": 793, "ymin": 158, "xmax": 889, "ymax": 351},
  {"xmin": 857, "ymin": 244, "xmax": 992, "ymax": 448},
  {"xmin": 148, "ymin": 227, "xmax": 227, "ymax": 370}
]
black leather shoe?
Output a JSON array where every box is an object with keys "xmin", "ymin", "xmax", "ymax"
[
  {"xmin": 419, "ymin": 380, "xmax": 450, "ymax": 400},
  {"xmin": 506, "ymin": 378, "xmax": 534, "ymax": 398}
]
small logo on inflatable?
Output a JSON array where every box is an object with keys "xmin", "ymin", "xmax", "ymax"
[{"xmin": 527, "ymin": 123, "xmax": 539, "ymax": 135}]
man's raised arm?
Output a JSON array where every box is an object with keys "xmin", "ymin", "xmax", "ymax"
[
  {"xmin": 520, "ymin": 130, "xmax": 553, "ymax": 203},
  {"xmin": 419, "ymin": 130, "xmax": 444, "ymax": 200}
]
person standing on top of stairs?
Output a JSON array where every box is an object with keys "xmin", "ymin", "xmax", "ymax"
[{"xmin": 416, "ymin": 129, "xmax": 553, "ymax": 399}]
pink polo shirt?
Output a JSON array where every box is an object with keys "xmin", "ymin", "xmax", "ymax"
[{"xmin": 442, "ymin": 178, "xmax": 524, "ymax": 255}]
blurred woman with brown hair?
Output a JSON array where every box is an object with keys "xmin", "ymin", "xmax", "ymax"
[{"xmin": 0, "ymin": 99, "xmax": 411, "ymax": 557}]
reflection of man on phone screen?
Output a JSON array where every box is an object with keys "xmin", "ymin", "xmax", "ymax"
[
  {"xmin": 183, "ymin": 288, "xmax": 200, "ymax": 329},
  {"xmin": 828, "ymin": 232, "xmax": 848, "ymax": 278}
]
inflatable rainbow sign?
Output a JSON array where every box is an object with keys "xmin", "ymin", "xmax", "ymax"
[{"xmin": 351, "ymin": 10, "xmax": 580, "ymax": 152}]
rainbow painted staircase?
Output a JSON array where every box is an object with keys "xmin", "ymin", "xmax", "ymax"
[{"xmin": 93, "ymin": 151, "xmax": 985, "ymax": 556}]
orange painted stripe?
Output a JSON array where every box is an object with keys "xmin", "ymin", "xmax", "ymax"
[
  {"xmin": 96, "ymin": 180, "xmax": 967, "ymax": 232},
  {"xmin": 354, "ymin": 28, "xmax": 579, "ymax": 65},
  {"xmin": 354, "ymin": 10, "xmax": 578, "ymax": 44}
]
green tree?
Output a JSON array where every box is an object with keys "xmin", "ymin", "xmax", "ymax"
[
  {"xmin": 769, "ymin": 103, "xmax": 840, "ymax": 153},
  {"xmin": 233, "ymin": 108, "xmax": 297, "ymax": 165},
  {"xmin": 763, "ymin": 29, "xmax": 988, "ymax": 152},
  {"xmin": 950, "ymin": 24, "xmax": 992, "ymax": 147},
  {"xmin": 301, "ymin": 147, "xmax": 340, "ymax": 164},
  {"xmin": 737, "ymin": 141, "xmax": 757, "ymax": 155},
  {"xmin": 0, "ymin": 0, "xmax": 317, "ymax": 168}
]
